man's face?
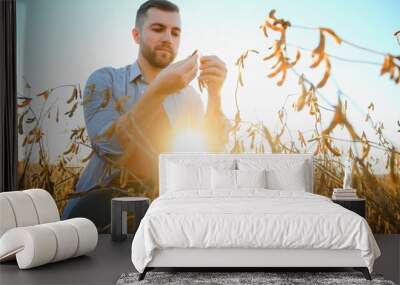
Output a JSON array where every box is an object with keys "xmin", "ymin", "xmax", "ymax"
[{"xmin": 135, "ymin": 8, "xmax": 181, "ymax": 68}]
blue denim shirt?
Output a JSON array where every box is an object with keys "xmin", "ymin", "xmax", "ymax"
[{"xmin": 75, "ymin": 61, "xmax": 205, "ymax": 194}]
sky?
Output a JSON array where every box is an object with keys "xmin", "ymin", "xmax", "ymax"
[{"xmin": 16, "ymin": 0, "xmax": 400, "ymax": 172}]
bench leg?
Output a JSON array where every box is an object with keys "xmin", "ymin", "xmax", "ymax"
[
  {"xmin": 354, "ymin": 267, "xmax": 371, "ymax": 280},
  {"xmin": 138, "ymin": 268, "xmax": 148, "ymax": 281}
]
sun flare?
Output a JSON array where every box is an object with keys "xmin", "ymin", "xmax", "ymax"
[{"xmin": 171, "ymin": 128, "xmax": 207, "ymax": 152}]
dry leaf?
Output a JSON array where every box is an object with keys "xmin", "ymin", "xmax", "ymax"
[
  {"xmin": 65, "ymin": 102, "xmax": 78, "ymax": 118},
  {"xmin": 37, "ymin": 90, "xmax": 49, "ymax": 101},
  {"xmin": 321, "ymin": 27, "xmax": 342, "ymax": 44},
  {"xmin": 100, "ymin": 89, "xmax": 112, "ymax": 108},
  {"xmin": 316, "ymin": 56, "xmax": 331, "ymax": 88},
  {"xmin": 17, "ymin": 97, "xmax": 32, "ymax": 108},
  {"xmin": 298, "ymin": 130, "xmax": 307, "ymax": 147},
  {"xmin": 67, "ymin": 88, "xmax": 78, "ymax": 104},
  {"xmin": 295, "ymin": 83, "xmax": 308, "ymax": 111},
  {"xmin": 310, "ymin": 31, "xmax": 326, "ymax": 69},
  {"xmin": 238, "ymin": 71, "xmax": 244, "ymax": 87},
  {"xmin": 63, "ymin": 143, "xmax": 77, "ymax": 155},
  {"xmin": 81, "ymin": 150, "xmax": 95, "ymax": 163},
  {"xmin": 18, "ymin": 110, "xmax": 29, "ymax": 135},
  {"xmin": 115, "ymin": 96, "xmax": 129, "ymax": 113}
]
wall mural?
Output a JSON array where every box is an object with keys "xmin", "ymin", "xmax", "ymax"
[{"xmin": 17, "ymin": 1, "xmax": 399, "ymax": 233}]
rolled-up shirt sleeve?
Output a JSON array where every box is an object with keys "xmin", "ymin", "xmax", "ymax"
[{"xmin": 83, "ymin": 67, "xmax": 123, "ymax": 158}]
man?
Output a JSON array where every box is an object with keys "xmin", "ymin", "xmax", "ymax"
[{"xmin": 62, "ymin": 0, "xmax": 230, "ymax": 227}]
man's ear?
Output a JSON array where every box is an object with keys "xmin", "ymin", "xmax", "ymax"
[{"xmin": 132, "ymin": 27, "xmax": 140, "ymax": 44}]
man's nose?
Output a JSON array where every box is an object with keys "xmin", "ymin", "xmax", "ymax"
[{"xmin": 160, "ymin": 31, "xmax": 173, "ymax": 43}]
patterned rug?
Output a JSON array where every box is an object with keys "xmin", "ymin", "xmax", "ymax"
[{"xmin": 116, "ymin": 271, "xmax": 396, "ymax": 285}]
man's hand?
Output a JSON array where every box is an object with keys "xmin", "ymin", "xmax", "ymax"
[
  {"xmin": 147, "ymin": 54, "xmax": 198, "ymax": 98},
  {"xmin": 196, "ymin": 56, "xmax": 229, "ymax": 151},
  {"xmin": 198, "ymin": 55, "xmax": 227, "ymax": 95}
]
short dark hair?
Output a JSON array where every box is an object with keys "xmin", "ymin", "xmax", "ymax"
[{"xmin": 135, "ymin": 0, "xmax": 179, "ymax": 28}]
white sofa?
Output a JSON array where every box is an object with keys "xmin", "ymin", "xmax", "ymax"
[{"xmin": 0, "ymin": 189, "xmax": 98, "ymax": 269}]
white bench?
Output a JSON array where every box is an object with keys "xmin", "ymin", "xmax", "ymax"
[{"xmin": 0, "ymin": 189, "xmax": 98, "ymax": 269}]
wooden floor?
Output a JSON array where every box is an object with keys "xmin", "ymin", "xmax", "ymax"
[
  {"xmin": 0, "ymin": 235, "xmax": 134, "ymax": 285},
  {"xmin": 0, "ymin": 234, "xmax": 398, "ymax": 285}
]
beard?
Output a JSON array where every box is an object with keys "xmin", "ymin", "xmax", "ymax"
[{"xmin": 140, "ymin": 41, "xmax": 176, "ymax": 69}]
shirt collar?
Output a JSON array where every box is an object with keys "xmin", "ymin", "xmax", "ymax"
[{"xmin": 129, "ymin": 61, "xmax": 145, "ymax": 83}]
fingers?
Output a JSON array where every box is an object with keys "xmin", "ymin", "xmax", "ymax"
[
  {"xmin": 200, "ymin": 55, "xmax": 226, "ymax": 67},
  {"xmin": 199, "ymin": 67, "xmax": 225, "ymax": 78},
  {"xmin": 170, "ymin": 53, "xmax": 197, "ymax": 71},
  {"xmin": 183, "ymin": 61, "xmax": 198, "ymax": 83},
  {"xmin": 198, "ymin": 56, "xmax": 225, "ymax": 87},
  {"xmin": 198, "ymin": 74, "xmax": 224, "ymax": 84},
  {"xmin": 167, "ymin": 55, "xmax": 227, "ymax": 89},
  {"xmin": 200, "ymin": 55, "xmax": 223, "ymax": 64},
  {"xmin": 199, "ymin": 62, "xmax": 226, "ymax": 71},
  {"xmin": 181, "ymin": 54, "xmax": 198, "ymax": 72},
  {"xmin": 199, "ymin": 56, "xmax": 227, "ymax": 78}
]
